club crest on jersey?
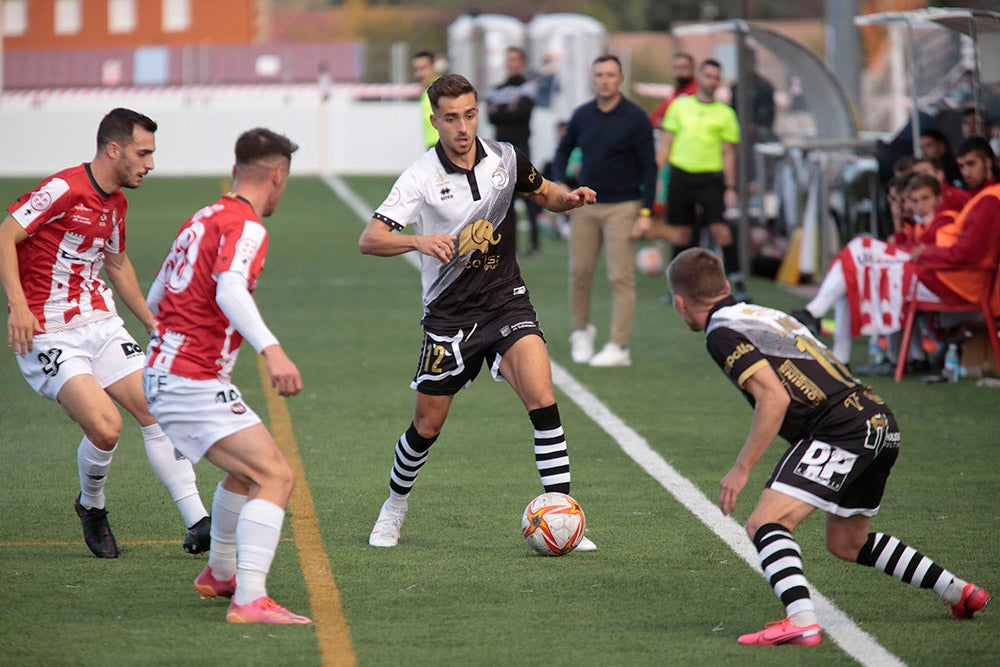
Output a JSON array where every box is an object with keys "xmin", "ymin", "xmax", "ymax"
[
  {"xmin": 236, "ymin": 238, "xmax": 258, "ymax": 260},
  {"xmin": 230, "ymin": 402, "xmax": 247, "ymax": 415},
  {"xmin": 29, "ymin": 190, "xmax": 53, "ymax": 212},
  {"xmin": 458, "ymin": 219, "xmax": 501, "ymax": 256},
  {"xmin": 383, "ymin": 187, "xmax": 401, "ymax": 208},
  {"xmin": 490, "ymin": 167, "xmax": 509, "ymax": 189}
]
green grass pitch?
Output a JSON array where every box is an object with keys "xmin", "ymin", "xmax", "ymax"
[{"xmin": 0, "ymin": 175, "xmax": 995, "ymax": 666}]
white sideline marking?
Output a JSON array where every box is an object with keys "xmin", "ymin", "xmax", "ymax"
[{"xmin": 326, "ymin": 174, "xmax": 905, "ymax": 667}]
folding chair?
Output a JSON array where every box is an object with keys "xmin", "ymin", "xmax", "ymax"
[{"xmin": 894, "ymin": 262, "xmax": 1000, "ymax": 382}]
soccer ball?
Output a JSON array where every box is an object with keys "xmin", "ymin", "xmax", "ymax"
[
  {"xmin": 635, "ymin": 245, "xmax": 665, "ymax": 277},
  {"xmin": 521, "ymin": 492, "xmax": 586, "ymax": 556}
]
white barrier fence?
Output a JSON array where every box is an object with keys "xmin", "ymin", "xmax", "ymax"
[{"xmin": 0, "ymin": 84, "xmax": 427, "ymax": 177}]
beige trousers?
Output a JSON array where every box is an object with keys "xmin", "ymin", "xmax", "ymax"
[{"xmin": 569, "ymin": 199, "xmax": 640, "ymax": 347}]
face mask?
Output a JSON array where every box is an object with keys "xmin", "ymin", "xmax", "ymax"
[{"xmin": 913, "ymin": 212, "xmax": 932, "ymax": 224}]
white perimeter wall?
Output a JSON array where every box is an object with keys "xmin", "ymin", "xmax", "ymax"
[{"xmin": 0, "ymin": 84, "xmax": 427, "ymax": 178}]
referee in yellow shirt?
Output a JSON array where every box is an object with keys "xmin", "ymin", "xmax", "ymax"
[
  {"xmin": 412, "ymin": 50, "xmax": 440, "ymax": 148},
  {"xmin": 657, "ymin": 58, "xmax": 749, "ymax": 302}
]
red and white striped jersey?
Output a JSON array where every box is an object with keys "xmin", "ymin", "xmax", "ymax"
[
  {"xmin": 146, "ymin": 194, "xmax": 268, "ymax": 382},
  {"xmin": 6, "ymin": 164, "xmax": 126, "ymax": 333}
]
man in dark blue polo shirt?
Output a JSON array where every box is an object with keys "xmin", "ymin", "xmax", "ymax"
[{"xmin": 553, "ymin": 54, "xmax": 657, "ymax": 367}]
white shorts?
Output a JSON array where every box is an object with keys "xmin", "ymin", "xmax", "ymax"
[
  {"xmin": 143, "ymin": 369, "xmax": 261, "ymax": 463},
  {"xmin": 17, "ymin": 316, "xmax": 144, "ymax": 402}
]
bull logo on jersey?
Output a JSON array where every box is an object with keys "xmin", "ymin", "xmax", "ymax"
[{"xmin": 458, "ymin": 219, "xmax": 502, "ymax": 256}]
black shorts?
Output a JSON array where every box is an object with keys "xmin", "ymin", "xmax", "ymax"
[
  {"xmin": 410, "ymin": 305, "xmax": 544, "ymax": 395},
  {"xmin": 766, "ymin": 407, "xmax": 900, "ymax": 517},
  {"xmin": 666, "ymin": 166, "xmax": 726, "ymax": 227}
]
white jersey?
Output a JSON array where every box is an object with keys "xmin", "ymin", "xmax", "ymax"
[{"xmin": 373, "ymin": 138, "xmax": 543, "ymax": 328}]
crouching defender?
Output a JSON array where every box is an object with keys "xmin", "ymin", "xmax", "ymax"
[{"xmin": 666, "ymin": 247, "xmax": 989, "ymax": 647}]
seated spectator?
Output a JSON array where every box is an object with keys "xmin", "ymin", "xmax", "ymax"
[
  {"xmin": 920, "ymin": 128, "xmax": 962, "ymax": 187},
  {"xmin": 892, "ymin": 154, "xmax": 915, "ymax": 180},
  {"xmin": 911, "ymin": 156, "xmax": 971, "ymax": 213},
  {"xmin": 961, "ymin": 106, "xmax": 993, "ymax": 140},
  {"xmin": 909, "ymin": 181, "xmax": 1000, "ymax": 324},
  {"xmin": 884, "ymin": 175, "xmax": 912, "ymax": 240},
  {"xmin": 792, "ymin": 174, "xmax": 960, "ymax": 372},
  {"xmin": 956, "ymin": 136, "xmax": 998, "ymax": 195}
]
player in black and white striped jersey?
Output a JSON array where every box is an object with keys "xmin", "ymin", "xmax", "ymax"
[
  {"xmin": 667, "ymin": 247, "xmax": 989, "ymax": 647},
  {"xmin": 359, "ymin": 74, "xmax": 598, "ymax": 550}
]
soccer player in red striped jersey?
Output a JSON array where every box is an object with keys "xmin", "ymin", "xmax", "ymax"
[
  {"xmin": 144, "ymin": 128, "xmax": 310, "ymax": 624},
  {"xmin": 0, "ymin": 108, "xmax": 209, "ymax": 559}
]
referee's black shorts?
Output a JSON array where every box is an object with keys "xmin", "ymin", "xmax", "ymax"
[{"xmin": 666, "ymin": 165, "xmax": 726, "ymax": 227}]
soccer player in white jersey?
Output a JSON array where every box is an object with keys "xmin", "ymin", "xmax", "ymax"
[
  {"xmin": 359, "ymin": 74, "xmax": 599, "ymax": 550},
  {"xmin": 144, "ymin": 128, "xmax": 310, "ymax": 625},
  {"xmin": 0, "ymin": 108, "xmax": 209, "ymax": 558},
  {"xmin": 667, "ymin": 248, "xmax": 989, "ymax": 647}
]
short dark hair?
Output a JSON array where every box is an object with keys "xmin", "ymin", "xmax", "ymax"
[
  {"xmin": 507, "ymin": 46, "xmax": 527, "ymax": 61},
  {"xmin": 886, "ymin": 174, "xmax": 908, "ymax": 195},
  {"xmin": 234, "ymin": 128, "xmax": 298, "ymax": 167},
  {"xmin": 905, "ymin": 172, "xmax": 941, "ymax": 197},
  {"xmin": 428, "ymin": 73, "xmax": 477, "ymax": 110},
  {"xmin": 97, "ymin": 108, "xmax": 157, "ymax": 150},
  {"xmin": 919, "ymin": 128, "xmax": 948, "ymax": 146},
  {"xmin": 667, "ymin": 248, "xmax": 729, "ymax": 305},
  {"xmin": 701, "ymin": 58, "xmax": 722, "ymax": 72},
  {"xmin": 956, "ymin": 135, "xmax": 996, "ymax": 161},
  {"xmin": 412, "ymin": 50, "xmax": 435, "ymax": 63},
  {"xmin": 593, "ymin": 54, "xmax": 622, "ymax": 72},
  {"xmin": 913, "ymin": 155, "xmax": 943, "ymax": 172},
  {"xmin": 892, "ymin": 154, "xmax": 915, "ymax": 175}
]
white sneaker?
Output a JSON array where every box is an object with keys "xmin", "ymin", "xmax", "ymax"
[
  {"xmin": 368, "ymin": 498, "xmax": 408, "ymax": 547},
  {"xmin": 589, "ymin": 343, "xmax": 631, "ymax": 367},
  {"xmin": 570, "ymin": 324, "xmax": 597, "ymax": 363},
  {"xmin": 575, "ymin": 536, "xmax": 597, "ymax": 552}
]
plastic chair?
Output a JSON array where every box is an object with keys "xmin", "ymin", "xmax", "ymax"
[{"xmin": 894, "ymin": 262, "xmax": 1000, "ymax": 382}]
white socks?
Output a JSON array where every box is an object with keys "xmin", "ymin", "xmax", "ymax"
[
  {"xmin": 207, "ymin": 482, "xmax": 246, "ymax": 581},
  {"xmin": 806, "ymin": 260, "xmax": 847, "ymax": 318},
  {"xmin": 387, "ymin": 490, "xmax": 409, "ymax": 510},
  {"xmin": 140, "ymin": 423, "xmax": 207, "ymax": 527},
  {"xmin": 234, "ymin": 498, "xmax": 286, "ymax": 605},
  {"xmin": 831, "ymin": 299, "xmax": 853, "ymax": 364},
  {"xmin": 77, "ymin": 436, "xmax": 115, "ymax": 509},
  {"xmin": 942, "ymin": 578, "xmax": 969, "ymax": 605},
  {"xmin": 790, "ymin": 610, "xmax": 819, "ymax": 626}
]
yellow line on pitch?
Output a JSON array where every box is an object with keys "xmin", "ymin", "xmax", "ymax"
[{"xmin": 257, "ymin": 356, "xmax": 356, "ymax": 667}]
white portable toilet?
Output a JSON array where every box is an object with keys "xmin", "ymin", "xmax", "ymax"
[
  {"xmin": 447, "ymin": 14, "xmax": 526, "ymax": 99},
  {"xmin": 526, "ymin": 13, "xmax": 608, "ymax": 164}
]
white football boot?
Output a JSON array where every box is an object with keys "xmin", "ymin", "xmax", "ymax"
[{"xmin": 369, "ymin": 498, "xmax": 408, "ymax": 547}]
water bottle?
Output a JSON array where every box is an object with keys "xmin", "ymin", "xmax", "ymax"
[
  {"xmin": 868, "ymin": 337, "xmax": 885, "ymax": 366},
  {"xmin": 943, "ymin": 343, "xmax": 960, "ymax": 383}
]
